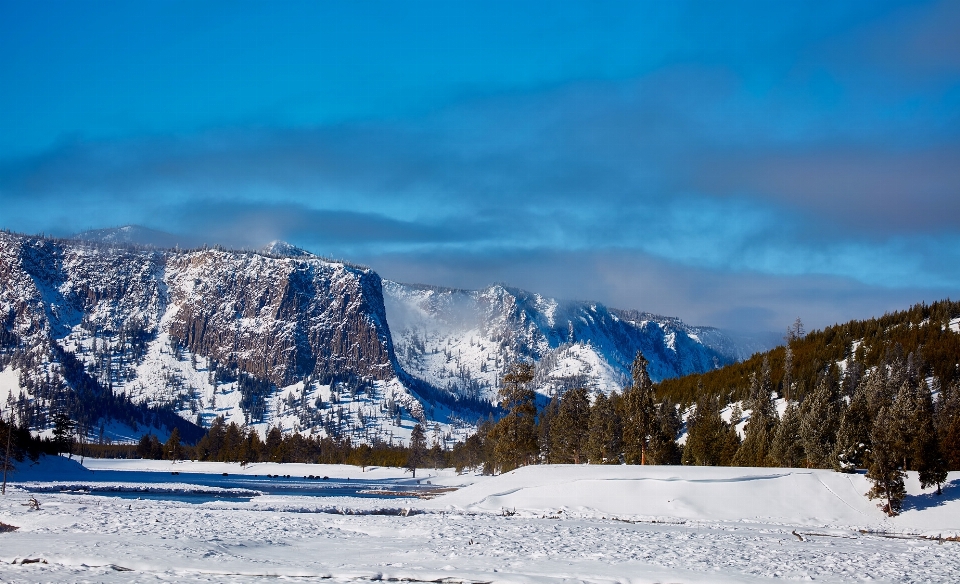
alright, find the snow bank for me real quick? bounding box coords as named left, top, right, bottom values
left=3, top=454, right=96, bottom=482
left=430, top=464, right=960, bottom=533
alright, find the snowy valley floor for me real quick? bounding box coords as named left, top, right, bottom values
left=1, top=458, right=959, bottom=583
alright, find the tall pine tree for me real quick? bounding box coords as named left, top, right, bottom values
left=866, top=405, right=907, bottom=516
left=800, top=370, right=842, bottom=468
left=769, top=402, right=805, bottom=468
left=492, top=363, right=538, bottom=473
left=912, top=379, right=947, bottom=494
left=832, top=377, right=873, bottom=472
left=587, top=391, right=622, bottom=464
left=622, top=352, right=657, bottom=465
left=733, top=360, right=777, bottom=467
left=407, top=423, right=427, bottom=478
left=683, top=392, right=732, bottom=466
left=549, top=387, right=591, bottom=464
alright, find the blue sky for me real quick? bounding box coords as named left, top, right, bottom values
left=2, top=0, right=958, bottom=332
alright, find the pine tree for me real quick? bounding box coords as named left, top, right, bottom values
left=537, top=395, right=560, bottom=463
left=682, top=393, right=729, bottom=466
left=832, top=378, right=873, bottom=472
left=429, top=432, right=446, bottom=469
left=912, top=379, right=948, bottom=494
left=769, top=402, right=804, bottom=468
left=719, top=403, right=742, bottom=465
left=891, top=381, right=918, bottom=471
left=407, top=423, right=427, bottom=478
left=164, top=427, right=183, bottom=461
left=220, top=422, right=243, bottom=462
left=782, top=342, right=794, bottom=401
left=800, top=372, right=841, bottom=468
left=492, top=363, right=538, bottom=472
left=238, top=428, right=264, bottom=464
left=938, top=381, right=960, bottom=470
left=866, top=405, right=907, bottom=516
left=622, top=351, right=657, bottom=464
left=52, top=411, right=75, bottom=456
left=733, top=362, right=777, bottom=467
left=587, top=391, right=622, bottom=464
left=136, top=434, right=154, bottom=459
left=550, top=387, right=591, bottom=464
left=647, top=400, right=681, bottom=465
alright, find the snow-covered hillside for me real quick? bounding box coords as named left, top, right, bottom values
left=384, top=281, right=748, bottom=400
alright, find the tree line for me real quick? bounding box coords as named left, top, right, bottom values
left=132, top=416, right=445, bottom=476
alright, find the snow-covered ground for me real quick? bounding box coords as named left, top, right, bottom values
left=1, top=457, right=958, bottom=582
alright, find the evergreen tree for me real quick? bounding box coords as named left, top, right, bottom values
left=406, top=423, right=427, bottom=478
left=832, top=378, right=873, bottom=472
left=682, top=393, right=729, bottom=466
left=549, top=387, right=591, bottom=464
left=866, top=405, right=907, bottom=516
left=220, top=422, right=243, bottom=462
left=265, top=426, right=285, bottom=462
left=429, top=434, right=446, bottom=470
left=195, top=416, right=226, bottom=461
left=938, top=381, right=960, bottom=470
left=354, top=443, right=373, bottom=471
left=238, top=428, right=264, bottom=464
left=492, top=363, right=538, bottom=472
left=800, top=371, right=841, bottom=468
left=769, top=402, right=804, bottom=467
left=719, top=404, right=742, bottom=465
left=912, top=379, right=947, bottom=494
left=136, top=433, right=154, bottom=459
left=52, top=411, right=75, bottom=456
left=586, top=391, right=622, bottom=464
left=537, top=395, right=560, bottom=463
left=163, top=427, right=183, bottom=461
left=647, top=400, right=681, bottom=465
left=622, top=351, right=657, bottom=464
left=733, top=363, right=777, bottom=467
left=891, top=381, right=919, bottom=471
left=782, top=342, right=794, bottom=401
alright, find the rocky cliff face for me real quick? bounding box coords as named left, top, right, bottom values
left=163, top=250, right=395, bottom=386
left=0, top=232, right=419, bottom=443
left=0, top=233, right=396, bottom=386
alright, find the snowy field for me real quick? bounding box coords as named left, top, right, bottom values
left=1, top=457, right=959, bottom=583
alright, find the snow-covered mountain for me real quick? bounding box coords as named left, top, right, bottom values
left=383, top=282, right=747, bottom=401
left=0, top=230, right=768, bottom=444
left=0, top=231, right=436, bottom=445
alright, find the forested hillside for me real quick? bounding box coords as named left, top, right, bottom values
left=657, top=300, right=960, bottom=405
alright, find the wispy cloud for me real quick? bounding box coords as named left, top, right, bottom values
left=1, top=1, right=957, bottom=331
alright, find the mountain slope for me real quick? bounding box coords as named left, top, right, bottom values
left=383, top=281, right=749, bottom=400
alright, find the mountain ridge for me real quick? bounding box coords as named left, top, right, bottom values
left=0, top=228, right=772, bottom=444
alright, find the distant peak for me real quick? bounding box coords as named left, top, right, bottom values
left=72, top=225, right=189, bottom=249
left=261, top=240, right=313, bottom=258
